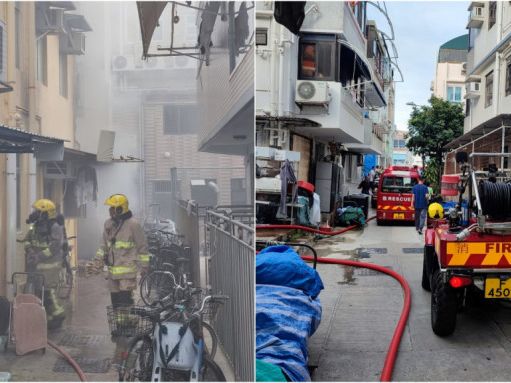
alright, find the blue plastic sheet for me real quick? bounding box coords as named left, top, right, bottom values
left=256, top=284, right=322, bottom=382
left=257, top=245, right=324, bottom=298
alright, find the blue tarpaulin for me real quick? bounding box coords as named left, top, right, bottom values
left=256, top=245, right=324, bottom=381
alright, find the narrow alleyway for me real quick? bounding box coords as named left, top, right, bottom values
left=309, top=211, right=511, bottom=381
left=0, top=275, right=118, bottom=381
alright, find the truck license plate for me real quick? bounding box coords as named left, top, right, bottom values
left=393, top=213, right=404, bottom=219
left=485, top=278, right=511, bottom=298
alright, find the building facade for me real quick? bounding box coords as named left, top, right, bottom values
left=432, top=34, right=469, bottom=103
left=255, top=1, right=398, bottom=216
left=445, top=1, right=511, bottom=174
left=0, top=2, right=91, bottom=295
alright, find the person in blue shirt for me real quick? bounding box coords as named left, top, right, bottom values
left=411, top=178, right=430, bottom=235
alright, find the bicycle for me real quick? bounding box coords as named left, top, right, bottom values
left=118, top=294, right=228, bottom=382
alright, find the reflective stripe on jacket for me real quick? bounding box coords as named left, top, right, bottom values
left=101, top=215, right=148, bottom=276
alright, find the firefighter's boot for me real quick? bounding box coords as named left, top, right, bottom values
left=44, top=288, right=66, bottom=329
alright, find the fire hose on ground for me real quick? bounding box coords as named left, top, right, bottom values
left=256, top=216, right=376, bottom=237
left=257, top=216, right=412, bottom=381
left=48, top=340, right=87, bottom=382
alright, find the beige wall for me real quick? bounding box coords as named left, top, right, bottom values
left=433, top=62, right=466, bottom=101
left=0, top=2, right=79, bottom=294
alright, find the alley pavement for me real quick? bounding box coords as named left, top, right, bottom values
left=308, top=211, right=511, bottom=381
left=0, top=273, right=234, bottom=381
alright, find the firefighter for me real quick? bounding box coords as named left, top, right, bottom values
left=97, top=194, right=149, bottom=307
left=23, top=199, right=66, bottom=328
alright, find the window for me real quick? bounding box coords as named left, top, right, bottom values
left=393, top=139, right=406, bottom=148
left=485, top=71, right=494, bottom=108
left=489, top=1, right=497, bottom=29
left=381, top=176, right=417, bottom=194
left=256, top=28, right=267, bottom=46
left=447, top=86, right=462, bottom=103
left=59, top=53, right=68, bottom=97
left=506, top=59, right=511, bottom=96
left=163, top=104, right=199, bottom=135
left=37, top=35, right=47, bottom=85
left=349, top=1, right=366, bottom=32
left=298, top=35, right=336, bottom=81
left=15, top=3, right=21, bottom=69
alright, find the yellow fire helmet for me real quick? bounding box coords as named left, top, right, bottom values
left=32, top=199, right=57, bottom=219
left=428, top=202, right=444, bottom=219
left=105, top=194, right=129, bottom=215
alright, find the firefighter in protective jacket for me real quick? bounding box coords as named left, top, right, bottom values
left=23, top=199, right=66, bottom=327
left=97, top=194, right=149, bottom=307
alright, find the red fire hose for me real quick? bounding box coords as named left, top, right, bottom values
left=301, top=255, right=411, bottom=382
left=48, top=340, right=87, bottom=381
left=256, top=216, right=376, bottom=236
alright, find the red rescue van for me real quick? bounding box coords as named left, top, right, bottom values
left=376, top=166, right=420, bottom=225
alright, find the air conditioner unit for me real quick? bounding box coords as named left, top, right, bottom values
left=465, top=81, right=481, bottom=99
left=295, top=80, right=330, bottom=106
left=69, top=32, right=85, bottom=55
left=45, top=8, right=65, bottom=33
left=112, top=55, right=130, bottom=71
left=44, top=162, right=74, bottom=179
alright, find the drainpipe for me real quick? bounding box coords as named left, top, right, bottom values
left=495, top=2, right=503, bottom=119
left=270, top=16, right=280, bottom=117
left=5, top=154, right=16, bottom=299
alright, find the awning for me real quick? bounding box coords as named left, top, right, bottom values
left=365, top=80, right=387, bottom=108
left=339, top=41, right=386, bottom=108
left=0, top=125, right=65, bottom=160
left=344, top=143, right=382, bottom=155
left=444, top=114, right=511, bottom=150
left=137, top=1, right=168, bottom=58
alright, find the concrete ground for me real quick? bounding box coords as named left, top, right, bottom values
left=0, top=273, right=234, bottom=381
left=307, top=211, right=511, bottom=381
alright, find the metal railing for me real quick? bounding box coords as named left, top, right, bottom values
left=205, top=209, right=254, bottom=381
left=173, top=199, right=201, bottom=286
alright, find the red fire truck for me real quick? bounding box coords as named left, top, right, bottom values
left=376, top=166, right=420, bottom=225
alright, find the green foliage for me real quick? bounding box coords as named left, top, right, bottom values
left=406, top=96, right=464, bottom=160
left=406, top=96, right=464, bottom=189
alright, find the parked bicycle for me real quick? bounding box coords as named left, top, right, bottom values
left=118, top=293, right=228, bottom=381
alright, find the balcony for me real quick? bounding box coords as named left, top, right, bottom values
left=466, top=5, right=484, bottom=29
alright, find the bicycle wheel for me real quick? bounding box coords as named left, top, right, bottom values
left=119, top=335, right=153, bottom=382
left=201, top=354, right=226, bottom=381
left=202, top=321, right=218, bottom=360
left=140, top=271, right=176, bottom=306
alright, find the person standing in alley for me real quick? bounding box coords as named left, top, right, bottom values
left=23, top=199, right=66, bottom=328
left=358, top=175, right=371, bottom=195
left=97, top=194, right=149, bottom=307
left=412, top=178, right=429, bottom=235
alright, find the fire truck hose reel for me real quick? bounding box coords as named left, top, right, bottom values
left=478, top=181, right=511, bottom=218
left=301, top=255, right=411, bottom=382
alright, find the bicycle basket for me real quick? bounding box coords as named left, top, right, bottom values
left=107, top=305, right=155, bottom=337
left=202, top=297, right=225, bottom=323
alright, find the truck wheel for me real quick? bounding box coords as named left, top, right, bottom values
left=421, top=251, right=430, bottom=291
left=431, top=270, right=457, bottom=336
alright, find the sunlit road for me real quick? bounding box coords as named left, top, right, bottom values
left=308, top=215, right=511, bottom=381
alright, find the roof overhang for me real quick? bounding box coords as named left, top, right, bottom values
left=444, top=114, right=511, bottom=150
left=137, top=1, right=168, bottom=58
left=0, top=125, right=65, bottom=160
left=344, top=143, right=382, bottom=155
